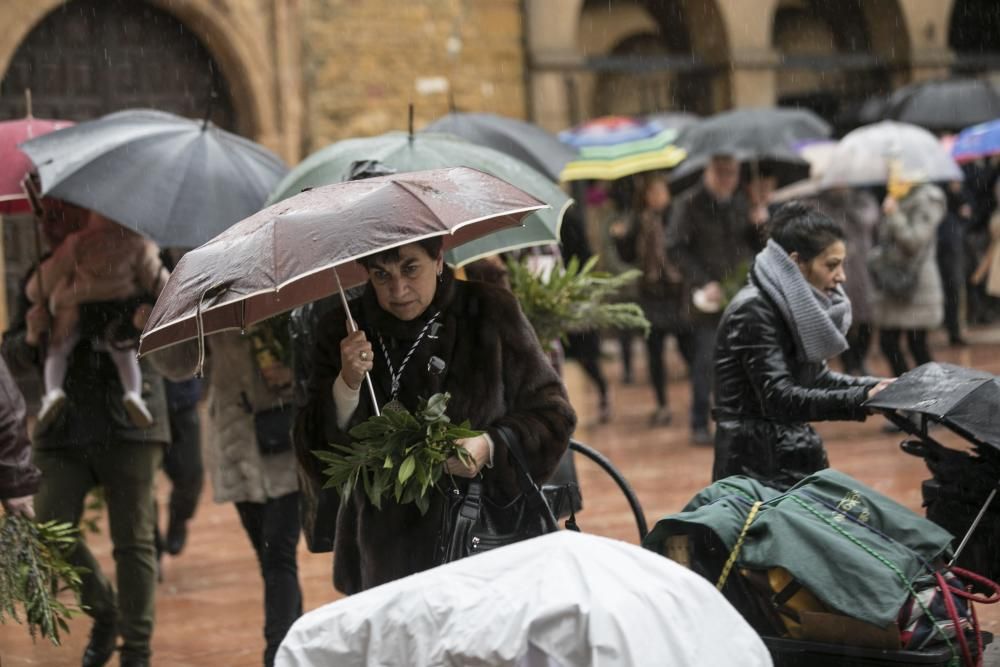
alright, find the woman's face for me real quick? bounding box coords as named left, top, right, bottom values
left=367, top=243, right=444, bottom=321
left=793, top=240, right=847, bottom=295
left=645, top=179, right=670, bottom=212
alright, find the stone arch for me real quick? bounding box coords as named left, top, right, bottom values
left=770, top=0, right=909, bottom=125
left=0, top=0, right=277, bottom=146
left=576, top=0, right=730, bottom=118
left=948, top=0, right=1000, bottom=74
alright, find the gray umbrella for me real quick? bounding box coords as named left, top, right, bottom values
left=883, top=78, right=1000, bottom=132
left=670, top=107, right=831, bottom=190
left=819, top=121, right=963, bottom=188
left=19, top=108, right=287, bottom=248
left=422, top=112, right=576, bottom=182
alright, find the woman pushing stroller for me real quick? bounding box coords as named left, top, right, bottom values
left=713, top=202, right=894, bottom=489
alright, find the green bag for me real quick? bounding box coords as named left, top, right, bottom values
left=643, top=469, right=954, bottom=628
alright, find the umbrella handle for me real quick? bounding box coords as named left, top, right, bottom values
left=334, top=269, right=381, bottom=417
left=195, top=289, right=208, bottom=378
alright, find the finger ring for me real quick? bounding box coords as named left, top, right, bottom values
left=359, top=351, right=370, bottom=361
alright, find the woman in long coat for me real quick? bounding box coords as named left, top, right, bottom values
left=296, top=237, right=576, bottom=594
left=873, top=183, right=946, bottom=377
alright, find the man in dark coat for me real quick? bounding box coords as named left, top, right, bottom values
left=0, top=356, right=39, bottom=516
left=1, top=201, right=169, bottom=667
left=666, top=155, right=758, bottom=444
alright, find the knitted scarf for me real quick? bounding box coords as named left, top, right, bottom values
left=752, top=239, right=852, bottom=362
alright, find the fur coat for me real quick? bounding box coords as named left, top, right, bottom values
left=295, top=269, right=576, bottom=594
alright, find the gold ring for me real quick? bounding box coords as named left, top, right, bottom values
left=359, top=351, right=370, bottom=361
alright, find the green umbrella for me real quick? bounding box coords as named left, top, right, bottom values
left=267, top=131, right=571, bottom=266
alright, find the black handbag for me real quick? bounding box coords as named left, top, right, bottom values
left=253, top=403, right=295, bottom=456
left=436, top=426, right=569, bottom=564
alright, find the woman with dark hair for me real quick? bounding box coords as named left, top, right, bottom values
left=296, top=236, right=576, bottom=594
left=712, top=202, right=893, bottom=489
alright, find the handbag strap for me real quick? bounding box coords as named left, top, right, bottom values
left=492, top=425, right=559, bottom=532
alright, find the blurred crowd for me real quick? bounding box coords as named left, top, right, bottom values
left=568, top=153, right=1000, bottom=443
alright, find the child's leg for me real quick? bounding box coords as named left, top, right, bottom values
left=106, top=346, right=142, bottom=396
left=43, top=327, right=81, bottom=394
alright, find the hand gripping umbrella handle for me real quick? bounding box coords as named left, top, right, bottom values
left=335, top=269, right=381, bottom=417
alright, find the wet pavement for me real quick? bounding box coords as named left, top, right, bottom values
left=2, top=327, right=1000, bottom=665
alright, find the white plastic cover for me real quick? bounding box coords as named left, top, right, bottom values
left=276, top=531, right=772, bottom=667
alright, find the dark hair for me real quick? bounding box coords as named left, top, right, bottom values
left=767, top=201, right=844, bottom=262
left=358, top=236, right=444, bottom=269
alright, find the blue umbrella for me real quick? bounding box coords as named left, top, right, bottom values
left=20, top=109, right=288, bottom=248
left=951, top=119, right=1000, bottom=164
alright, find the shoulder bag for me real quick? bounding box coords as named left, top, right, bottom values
left=436, top=426, right=572, bottom=564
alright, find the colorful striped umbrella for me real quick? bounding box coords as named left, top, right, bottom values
left=558, top=115, right=663, bottom=148
left=558, top=117, right=686, bottom=182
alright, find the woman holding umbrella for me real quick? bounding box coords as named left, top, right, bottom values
left=713, top=202, right=893, bottom=489
left=296, top=237, right=576, bottom=594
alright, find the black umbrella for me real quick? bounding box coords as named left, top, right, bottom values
left=670, top=107, right=831, bottom=191
left=422, top=112, right=577, bottom=182
left=883, top=79, right=1000, bottom=132
left=865, top=362, right=1000, bottom=564
left=20, top=109, right=288, bottom=248
left=864, top=362, right=1000, bottom=452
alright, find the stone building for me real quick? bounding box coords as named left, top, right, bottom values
left=0, top=0, right=998, bottom=325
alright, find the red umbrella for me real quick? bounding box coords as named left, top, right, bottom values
left=139, top=167, right=546, bottom=360
left=0, top=110, right=73, bottom=214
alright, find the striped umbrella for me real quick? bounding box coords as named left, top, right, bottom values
left=558, top=116, right=686, bottom=181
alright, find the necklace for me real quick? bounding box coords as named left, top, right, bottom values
left=376, top=311, right=440, bottom=412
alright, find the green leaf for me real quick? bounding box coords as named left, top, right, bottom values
left=398, top=455, right=416, bottom=484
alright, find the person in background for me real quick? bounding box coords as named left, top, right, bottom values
left=713, top=202, right=891, bottom=489
left=940, top=181, right=973, bottom=346
left=153, top=318, right=302, bottom=667
left=3, top=199, right=170, bottom=667
left=812, top=187, right=880, bottom=375
left=584, top=179, right=637, bottom=385
left=667, top=154, right=757, bottom=444
left=0, top=356, right=40, bottom=518
left=560, top=198, right=611, bottom=423
left=154, top=248, right=204, bottom=561
left=874, top=179, right=946, bottom=378
left=26, top=212, right=168, bottom=429
left=633, top=173, right=690, bottom=426
left=156, top=377, right=203, bottom=558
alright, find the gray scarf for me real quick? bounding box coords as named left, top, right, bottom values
left=752, top=239, right=852, bottom=362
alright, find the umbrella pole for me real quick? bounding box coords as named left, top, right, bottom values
left=948, top=487, right=998, bottom=567
left=334, top=269, right=381, bottom=417
left=20, top=176, right=45, bottom=303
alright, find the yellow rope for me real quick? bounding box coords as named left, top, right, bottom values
left=716, top=501, right=763, bottom=591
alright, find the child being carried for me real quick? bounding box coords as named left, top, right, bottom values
left=27, top=211, right=169, bottom=428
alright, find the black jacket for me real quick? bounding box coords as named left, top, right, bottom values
left=712, top=278, right=878, bottom=489
left=0, top=357, right=39, bottom=499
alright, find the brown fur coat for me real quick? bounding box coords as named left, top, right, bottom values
left=295, top=269, right=576, bottom=594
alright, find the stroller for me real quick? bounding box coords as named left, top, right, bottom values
left=866, top=362, right=1000, bottom=583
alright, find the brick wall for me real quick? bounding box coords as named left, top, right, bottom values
left=300, top=0, right=527, bottom=151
